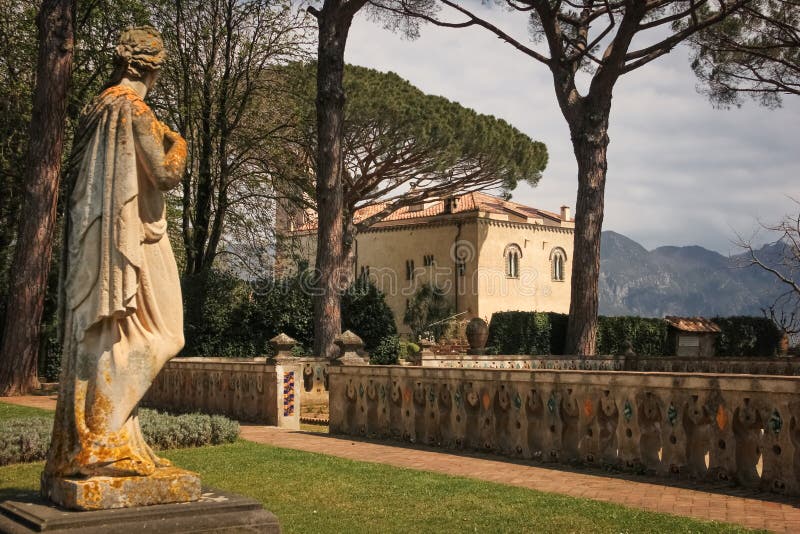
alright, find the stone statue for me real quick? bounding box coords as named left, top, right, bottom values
left=42, top=27, right=199, bottom=510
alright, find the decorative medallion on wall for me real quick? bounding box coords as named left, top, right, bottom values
left=513, top=392, right=522, bottom=410
left=547, top=395, right=556, bottom=414
left=623, top=401, right=633, bottom=422
left=769, top=410, right=783, bottom=434
left=716, top=405, right=728, bottom=431
left=667, top=403, right=678, bottom=426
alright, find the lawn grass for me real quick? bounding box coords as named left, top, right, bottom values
left=0, top=444, right=756, bottom=533
left=0, top=402, right=52, bottom=420
left=0, top=402, right=759, bottom=533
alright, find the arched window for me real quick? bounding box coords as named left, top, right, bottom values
left=550, top=247, right=567, bottom=281
left=504, top=244, right=522, bottom=278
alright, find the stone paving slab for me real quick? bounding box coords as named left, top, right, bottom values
left=3, top=395, right=798, bottom=532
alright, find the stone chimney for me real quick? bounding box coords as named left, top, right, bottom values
left=560, top=205, right=571, bottom=221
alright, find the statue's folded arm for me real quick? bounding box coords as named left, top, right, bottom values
left=132, top=106, right=187, bottom=191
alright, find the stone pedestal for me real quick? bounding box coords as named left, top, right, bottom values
left=0, top=488, right=279, bottom=533
left=40, top=467, right=201, bottom=511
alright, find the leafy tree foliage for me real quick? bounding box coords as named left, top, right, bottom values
left=688, top=0, right=799, bottom=108
left=182, top=268, right=395, bottom=357
left=278, top=61, right=547, bottom=357
left=369, top=335, right=402, bottom=364
left=182, top=270, right=258, bottom=358
left=250, top=270, right=316, bottom=351
left=341, top=276, right=397, bottom=350
left=403, top=283, right=453, bottom=341
left=152, top=0, right=312, bottom=278
left=0, top=3, right=37, bottom=320
left=381, top=0, right=750, bottom=355
left=280, top=62, right=548, bottom=228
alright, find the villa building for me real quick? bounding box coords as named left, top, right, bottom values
left=276, top=192, right=574, bottom=336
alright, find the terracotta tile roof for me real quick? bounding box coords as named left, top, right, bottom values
left=664, top=316, right=722, bottom=333
left=293, top=191, right=565, bottom=231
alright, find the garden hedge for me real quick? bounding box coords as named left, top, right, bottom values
left=487, top=311, right=782, bottom=357
left=712, top=316, right=783, bottom=357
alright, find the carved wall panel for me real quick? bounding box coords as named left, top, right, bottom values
left=329, top=366, right=800, bottom=496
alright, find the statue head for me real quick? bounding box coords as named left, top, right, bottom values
left=111, top=26, right=165, bottom=90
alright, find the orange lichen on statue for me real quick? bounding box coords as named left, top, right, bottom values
left=163, top=135, right=187, bottom=175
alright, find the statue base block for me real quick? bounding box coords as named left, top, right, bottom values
left=40, top=467, right=201, bottom=511
left=0, top=488, right=280, bottom=533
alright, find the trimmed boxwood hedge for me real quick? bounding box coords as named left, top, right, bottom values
left=0, top=409, right=240, bottom=467
left=487, top=311, right=781, bottom=357
left=712, top=316, right=783, bottom=357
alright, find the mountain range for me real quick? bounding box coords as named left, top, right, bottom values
left=599, top=231, right=790, bottom=317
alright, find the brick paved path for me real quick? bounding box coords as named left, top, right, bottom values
left=3, top=395, right=798, bottom=532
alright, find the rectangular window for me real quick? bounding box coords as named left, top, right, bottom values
left=406, top=259, right=415, bottom=280
left=423, top=254, right=435, bottom=267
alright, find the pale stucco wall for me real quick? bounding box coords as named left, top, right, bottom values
left=356, top=220, right=479, bottom=335
left=475, top=220, right=573, bottom=321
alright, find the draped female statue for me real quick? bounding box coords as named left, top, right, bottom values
left=44, top=26, right=188, bottom=485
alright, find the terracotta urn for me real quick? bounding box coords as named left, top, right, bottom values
left=466, top=317, right=489, bottom=354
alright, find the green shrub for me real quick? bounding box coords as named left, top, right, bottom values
left=139, top=409, right=240, bottom=449
left=0, top=416, right=52, bottom=466
left=596, top=316, right=669, bottom=356
left=0, top=409, right=239, bottom=466
left=342, top=277, right=397, bottom=351
left=403, top=283, right=453, bottom=341
left=182, top=267, right=399, bottom=358
left=713, top=316, right=783, bottom=357
left=250, top=269, right=315, bottom=351
left=183, top=270, right=256, bottom=357
left=370, top=335, right=401, bottom=365
left=486, top=311, right=558, bottom=355
left=398, top=340, right=420, bottom=360
left=487, top=312, right=666, bottom=355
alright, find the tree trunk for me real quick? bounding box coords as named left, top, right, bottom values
left=342, top=216, right=358, bottom=287
left=0, top=0, right=74, bottom=395
left=312, top=4, right=354, bottom=359
left=564, top=114, right=610, bottom=357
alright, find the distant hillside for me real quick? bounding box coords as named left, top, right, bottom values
left=599, top=231, right=790, bottom=317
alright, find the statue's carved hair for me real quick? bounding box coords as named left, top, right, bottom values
left=114, top=26, right=165, bottom=78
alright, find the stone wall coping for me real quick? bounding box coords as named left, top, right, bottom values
left=419, top=354, right=795, bottom=362
left=172, top=356, right=328, bottom=364
left=327, top=365, right=800, bottom=393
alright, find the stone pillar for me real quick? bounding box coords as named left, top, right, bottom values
left=273, top=359, right=301, bottom=429
left=268, top=333, right=301, bottom=429
left=333, top=330, right=368, bottom=365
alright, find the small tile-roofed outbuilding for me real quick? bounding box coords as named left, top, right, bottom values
left=665, top=316, right=720, bottom=357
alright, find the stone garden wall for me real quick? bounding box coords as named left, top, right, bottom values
left=143, top=357, right=302, bottom=428
left=328, top=365, right=800, bottom=495
left=418, top=354, right=800, bottom=376
left=296, top=357, right=331, bottom=422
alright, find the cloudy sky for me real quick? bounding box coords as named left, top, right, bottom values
left=342, top=2, right=800, bottom=255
